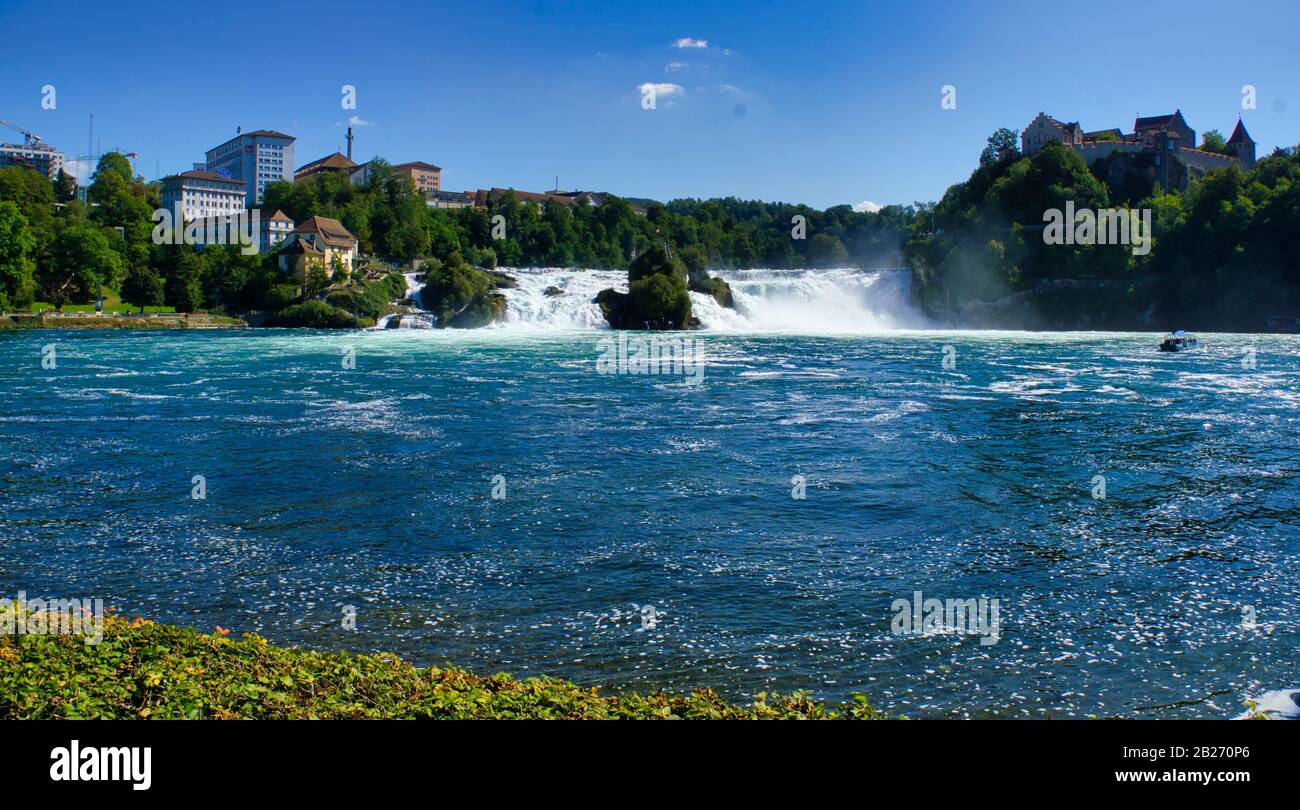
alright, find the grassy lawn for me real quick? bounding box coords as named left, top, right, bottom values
left=30, top=287, right=176, bottom=315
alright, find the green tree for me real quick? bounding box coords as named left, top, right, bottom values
left=330, top=250, right=349, bottom=284
left=626, top=273, right=692, bottom=329
left=1200, top=129, right=1228, bottom=154
left=120, top=264, right=165, bottom=312
left=165, top=250, right=205, bottom=312
left=980, top=128, right=1021, bottom=166
left=0, top=201, right=37, bottom=309
left=54, top=170, right=78, bottom=204
left=303, top=257, right=330, bottom=298
left=0, top=166, right=57, bottom=273
left=51, top=223, right=121, bottom=302
left=809, top=233, right=849, bottom=265
left=89, top=152, right=134, bottom=195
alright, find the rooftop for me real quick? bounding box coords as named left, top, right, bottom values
left=393, top=161, right=442, bottom=172
left=162, top=169, right=246, bottom=186
left=206, top=129, right=296, bottom=154
left=1228, top=118, right=1255, bottom=145
left=295, top=152, right=358, bottom=175
left=292, top=215, right=356, bottom=247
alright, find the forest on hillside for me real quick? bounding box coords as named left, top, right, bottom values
left=906, top=132, right=1300, bottom=330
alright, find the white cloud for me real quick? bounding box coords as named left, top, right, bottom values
left=852, top=200, right=883, bottom=213
left=665, top=61, right=687, bottom=72
left=65, top=158, right=95, bottom=182
left=719, top=84, right=744, bottom=95
left=672, top=37, right=708, bottom=49
left=722, top=48, right=736, bottom=56
left=639, top=82, right=684, bottom=100
left=335, top=115, right=373, bottom=127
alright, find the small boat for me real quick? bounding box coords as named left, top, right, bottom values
left=1158, top=331, right=1197, bottom=352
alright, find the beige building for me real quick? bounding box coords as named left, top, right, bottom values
left=392, top=161, right=441, bottom=193
left=349, top=160, right=441, bottom=193
left=277, top=215, right=358, bottom=279
left=1021, top=112, right=1084, bottom=154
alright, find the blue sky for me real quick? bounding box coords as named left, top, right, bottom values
left=2, top=0, right=1297, bottom=209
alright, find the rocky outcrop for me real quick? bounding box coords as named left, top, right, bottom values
left=689, top=275, right=733, bottom=308
left=680, top=244, right=734, bottom=308
left=418, top=254, right=509, bottom=329
left=449, top=292, right=508, bottom=328
left=595, top=288, right=630, bottom=329
left=488, top=271, right=519, bottom=289
left=596, top=245, right=693, bottom=330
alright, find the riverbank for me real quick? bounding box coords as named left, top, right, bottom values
left=1, top=313, right=246, bottom=330
left=0, top=612, right=886, bottom=720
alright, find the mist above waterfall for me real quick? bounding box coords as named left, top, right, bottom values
left=491, top=266, right=927, bottom=332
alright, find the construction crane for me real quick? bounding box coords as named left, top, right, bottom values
left=0, top=118, right=43, bottom=145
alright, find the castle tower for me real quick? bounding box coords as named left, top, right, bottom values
left=1226, top=118, right=1256, bottom=167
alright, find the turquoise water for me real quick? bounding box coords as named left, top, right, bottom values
left=2, top=327, right=1297, bottom=717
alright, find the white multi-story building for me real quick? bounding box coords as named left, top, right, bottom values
left=259, top=209, right=294, bottom=252
left=160, top=170, right=247, bottom=221
left=203, top=129, right=295, bottom=206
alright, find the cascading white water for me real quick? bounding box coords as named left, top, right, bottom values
left=374, top=271, right=437, bottom=329
left=392, top=313, right=435, bottom=329
left=403, top=271, right=423, bottom=304
left=496, top=268, right=627, bottom=329
left=492, top=266, right=926, bottom=332
left=705, top=267, right=929, bottom=331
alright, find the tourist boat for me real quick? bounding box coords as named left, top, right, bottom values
left=1158, top=331, right=1198, bottom=352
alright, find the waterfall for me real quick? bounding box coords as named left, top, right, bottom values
left=491, top=266, right=926, bottom=332
left=375, top=271, right=438, bottom=329
left=496, top=268, right=628, bottom=330
left=705, top=267, right=929, bottom=331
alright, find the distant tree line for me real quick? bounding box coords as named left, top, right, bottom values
left=264, top=160, right=919, bottom=272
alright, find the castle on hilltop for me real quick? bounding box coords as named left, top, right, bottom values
left=1021, top=110, right=1255, bottom=189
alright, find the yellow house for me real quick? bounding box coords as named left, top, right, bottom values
left=277, top=215, right=358, bottom=279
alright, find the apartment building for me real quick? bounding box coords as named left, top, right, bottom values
left=0, top=141, right=65, bottom=180
left=160, top=170, right=247, bottom=221
left=204, top=129, right=296, bottom=206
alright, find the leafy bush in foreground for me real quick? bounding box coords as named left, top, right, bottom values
left=0, top=613, right=887, bottom=720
